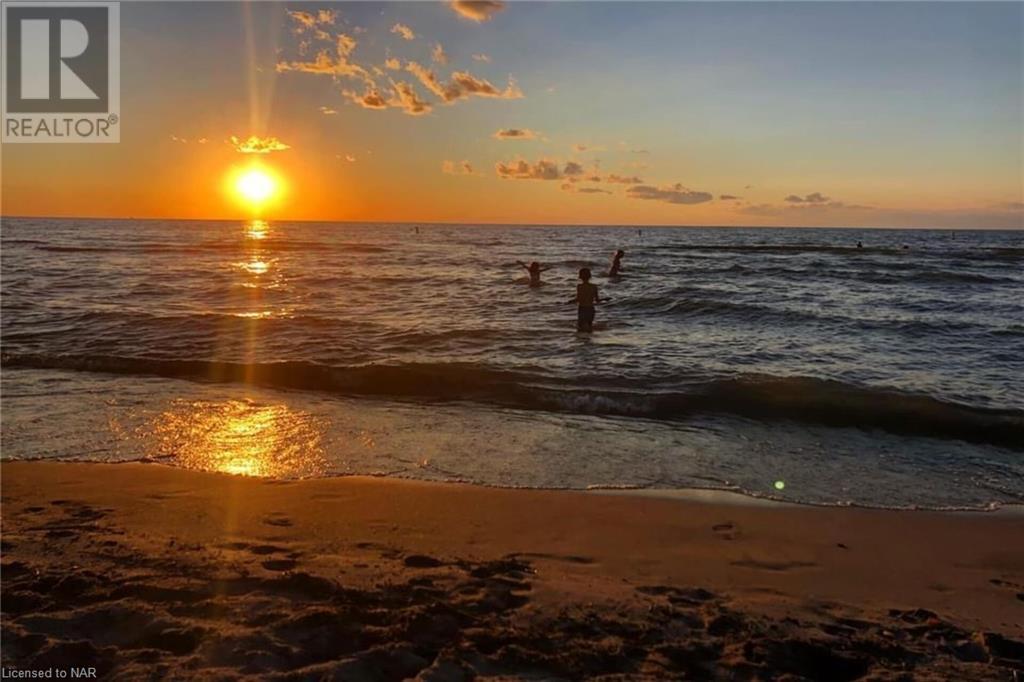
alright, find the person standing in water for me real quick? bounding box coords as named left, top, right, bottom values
left=570, top=268, right=601, bottom=332
left=517, top=260, right=550, bottom=287
left=609, top=249, right=625, bottom=277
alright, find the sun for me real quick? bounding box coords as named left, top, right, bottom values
left=228, top=164, right=283, bottom=211
left=237, top=169, right=275, bottom=203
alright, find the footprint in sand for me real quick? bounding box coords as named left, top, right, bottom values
left=507, top=552, right=596, bottom=565
left=263, top=514, right=293, bottom=527
left=637, top=585, right=717, bottom=607
left=989, top=578, right=1024, bottom=602
left=731, top=558, right=818, bottom=572
left=712, top=522, right=738, bottom=540
left=250, top=544, right=289, bottom=556
left=404, top=555, right=444, bottom=568
left=262, top=558, right=298, bottom=571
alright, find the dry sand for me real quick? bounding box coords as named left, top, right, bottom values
left=2, top=460, right=1023, bottom=680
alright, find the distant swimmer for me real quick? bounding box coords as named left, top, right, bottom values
left=414, top=226, right=420, bottom=234
left=517, top=260, right=550, bottom=287
left=609, top=249, right=625, bottom=277
left=570, top=268, right=601, bottom=332
left=857, top=241, right=863, bottom=248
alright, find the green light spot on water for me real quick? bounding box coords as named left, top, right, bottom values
left=774, top=480, right=785, bottom=491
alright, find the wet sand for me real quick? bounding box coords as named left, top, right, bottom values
left=2, top=461, right=1023, bottom=680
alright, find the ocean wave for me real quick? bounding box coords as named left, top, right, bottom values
left=663, top=244, right=898, bottom=255
left=859, top=270, right=1015, bottom=285
left=3, top=352, right=1021, bottom=449
left=614, top=294, right=996, bottom=335
left=32, top=241, right=388, bottom=254
left=660, top=244, right=1024, bottom=261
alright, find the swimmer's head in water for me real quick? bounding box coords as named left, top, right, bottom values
left=529, top=261, right=540, bottom=272
left=615, top=250, right=625, bottom=258
left=579, top=268, right=592, bottom=282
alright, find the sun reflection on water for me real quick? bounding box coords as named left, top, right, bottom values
left=150, top=398, right=329, bottom=478
left=246, top=219, right=269, bottom=240
left=240, top=259, right=270, bottom=275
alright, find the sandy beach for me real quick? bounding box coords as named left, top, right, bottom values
left=2, top=460, right=1022, bottom=680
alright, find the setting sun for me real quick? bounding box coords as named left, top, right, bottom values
left=229, top=165, right=282, bottom=210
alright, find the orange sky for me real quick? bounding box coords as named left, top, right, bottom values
left=2, top=2, right=1021, bottom=228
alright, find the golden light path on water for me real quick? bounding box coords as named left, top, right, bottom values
left=150, top=398, right=330, bottom=478
left=246, top=219, right=268, bottom=239
left=144, top=219, right=329, bottom=478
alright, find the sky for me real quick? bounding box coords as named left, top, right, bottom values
left=2, top=1, right=1022, bottom=228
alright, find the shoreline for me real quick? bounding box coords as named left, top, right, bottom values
left=6, top=456, right=1024, bottom=515
left=3, top=460, right=1023, bottom=678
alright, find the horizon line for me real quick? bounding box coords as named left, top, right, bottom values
left=1, top=214, right=1020, bottom=231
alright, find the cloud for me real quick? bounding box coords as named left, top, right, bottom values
left=230, top=135, right=291, bottom=154
left=494, top=158, right=589, bottom=181
left=344, top=154, right=356, bottom=162
left=626, top=183, right=713, bottom=205
left=472, top=53, right=491, bottom=63
left=404, top=62, right=447, bottom=99
left=406, top=61, right=522, bottom=103
left=450, top=71, right=522, bottom=99
left=276, top=45, right=370, bottom=82
left=495, top=158, right=561, bottom=181
left=286, top=11, right=317, bottom=31
left=318, top=106, right=338, bottom=115
left=995, top=201, right=1024, bottom=210
left=391, top=23, right=415, bottom=41
left=449, top=0, right=506, bottom=23
left=276, top=15, right=521, bottom=119
left=560, top=181, right=611, bottom=194
left=784, top=192, right=830, bottom=204
left=606, top=174, right=644, bottom=184
left=572, top=144, right=588, bottom=153
left=286, top=9, right=336, bottom=33
left=389, top=81, right=432, bottom=115
left=740, top=199, right=873, bottom=216
left=576, top=187, right=612, bottom=194
left=336, top=34, right=357, bottom=58
left=563, top=161, right=584, bottom=177
left=442, top=159, right=475, bottom=175
left=719, top=194, right=741, bottom=201
left=432, top=43, right=448, bottom=65
left=342, top=86, right=388, bottom=110
left=493, top=128, right=538, bottom=140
